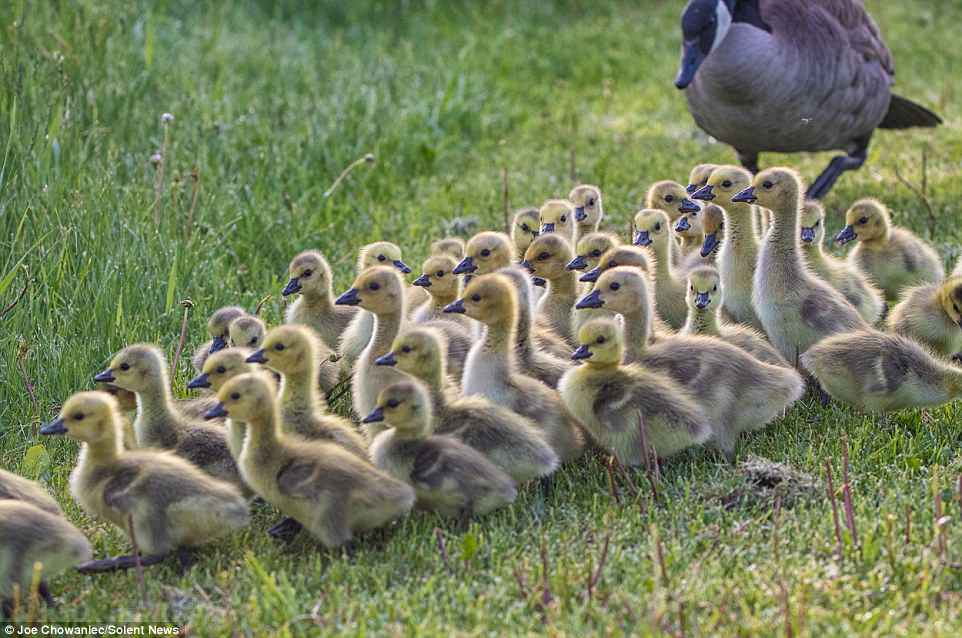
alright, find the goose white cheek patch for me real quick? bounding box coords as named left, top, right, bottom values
left=712, top=2, right=733, bottom=51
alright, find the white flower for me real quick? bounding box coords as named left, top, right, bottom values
left=150, top=152, right=163, bottom=165
left=161, top=113, right=174, bottom=123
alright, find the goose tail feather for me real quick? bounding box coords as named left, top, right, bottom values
left=879, top=94, right=942, bottom=129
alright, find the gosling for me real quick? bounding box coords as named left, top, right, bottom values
left=191, top=306, right=248, bottom=373
left=522, top=233, right=580, bottom=346
left=568, top=184, right=604, bottom=238
left=633, top=209, right=688, bottom=329
left=539, top=199, right=577, bottom=242
left=283, top=250, right=358, bottom=353
left=887, top=277, right=962, bottom=360
left=189, top=348, right=255, bottom=459
left=411, top=254, right=470, bottom=329
left=511, top=207, right=541, bottom=260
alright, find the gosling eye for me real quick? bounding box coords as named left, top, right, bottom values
left=471, top=294, right=481, bottom=302
left=377, top=254, right=386, bottom=262
left=436, top=270, right=445, bottom=278
left=73, top=413, right=85, bottom=421
left=762, top=180, right=773, bottom=189
left=302, top=269, right=313, bottom=277
left=249, top=337, right=259, bottom=346
left=719, top=221, right=725, bottom=230
left=537, top=252, right=550, bottom=261
left=591, top=249, right=601, bottom=257
left=712, top=285, right=717, bottom=292
left=691, top=211, right=698, bottom=217
left=230, top=392, right=240, bottom=401
left=560, top=215, right=567, bottom=223
left=521, top=223, right=530, bottom=232
left=607, top=260, right=619, bottom=268
left=858, top=216, right=868, bottom=225
left=954, top=303, right=960, bottom=314
left=401, top=345, right=412, bottom=353
left=596, top=336, right=606, bottom=344
left=814, top=220, right=820, bottom=228
left=480, top=249, right=491, bottom=257
left=274, top=343, right=286, bottom=351
left=722, top=180, right=732, bottom=188
left=690, top=285, right=695, bottom=292
left=216, top=366, right=226, bottom=374
left=120, top=363, right=130, bottom=371
left=654, top=223, right=662, bottom=232
left=665, top=195, right=674, bottom=203
left=369, top=282, right=381, bottom=291
left=610, top=282, right=621, bottom=291
left=587, top=198, right=595, bottom=206
left=387, top=398, right=400, bottom=408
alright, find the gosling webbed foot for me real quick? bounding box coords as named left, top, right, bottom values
left=267, top=516, right=303, bottom=542
left=76, top=553, right=166, bottom=574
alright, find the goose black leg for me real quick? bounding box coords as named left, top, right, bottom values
left=267, top=516, right=303, bottom=542
left=806, top=136, right=870, bottom=200
left=1, top=597, right=13, bottom=618
left=76, top=553, right=167, bottom=574
left=38, top=581, right=55, bottom=607
left=737, top=149, right=759, bottom=175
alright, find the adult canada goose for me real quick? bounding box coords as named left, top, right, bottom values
left=675, top=0, right=941, bottom=199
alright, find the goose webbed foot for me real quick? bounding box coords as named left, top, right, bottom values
left=267, top=516, right=303, bottom=542
left=737, top=149, right=759, bottom=175
left=806, top=139, right=869, bottom=200
left=76, top=553, right=167, bottom=574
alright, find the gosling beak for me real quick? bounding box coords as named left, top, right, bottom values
left=678, top=198, right=700, bottom=214
left=452, top=257, right=476, bottom=275
left=187, top=373, right=211, bottom=390
left=686, top=183, right=698, bottom=195
left=571, top=345, right=593, bottom=361
left=574, top=206, right=587, bottom=222
left=675, top=39, right=705, bottom=90
left=209, top=335, right=228, bottom=354
left=392, top=259, right=412, bottom=274
left=282, top=278, right=301, bottom=296
left=580, top=267, right=602, bottom=283
left=700, top=232, right=719, bottom=258
left=633, top=230, right=651, bottom=246
left=675, top=216, right=691, bottom=233
left=204, top=403, right=228, bottom=420
left=374, top=352, right=397, bottom=366
left=335, top=287, right=361, bottom=306
left=566, top=255, right=588, bottom=271
left=246, top=349, right=268, bottom=364
left=40, top=417, right=67, bottom=436
left=412, top=273, right=431, bottom=287
left=443, top=299, right=466, bottom=314
left=93, top=369, right=115, bottom=383
left=532, top=277, right=547, bottom=288
left=541, top=223, right=555, bottom=234
left=800, top=227, right=816, bottom=244
left=520, top=260, right=535, bottom=273
left=835, top=225, right=857, bottom=246
left=361, top=407, right=385, bottom=424
left=731, top=186, right=757, bottom=204
left=694, top=292, right=711, bottom=310
left=691, top=184, right=715, bottom=201
left=576, top=289, right=604, bottom=309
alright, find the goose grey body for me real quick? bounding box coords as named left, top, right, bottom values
left=676, top=0, right=940, bottom=199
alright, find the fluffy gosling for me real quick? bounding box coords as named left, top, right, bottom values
left=511, top=208, right=541, bottom=260
left=189, top=348, right=255, bottom=459
left=283, top=250, right=358, bottom=353
left=568, top=184, right=604, bottom=238
left=522, top=233, right=580, bottom=346
left=887, top=277, right=962, bottom=359
left=633, top=209, right=688, bottom=329
left=191, top=306, right=248, bottom=373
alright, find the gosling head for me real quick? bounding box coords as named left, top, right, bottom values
left=687, top=163, right=718, bottom=194
left=569, top=232, right=621, bottom=271
left=836, top=198, right=891, bottom=246
left=376, top=326, right=446, bottom=377
left=799, top=201, right=826, bottom=247
left=645, top=181, right=699, bottom=221
left=938, top=277, right=962, bottom=330
left=95, top=344, right=166, bottom=393
left=457, top=231, right=513, bottom=277
left=190, top=348, right=254, bottom=392
left=94, top=382, right=138, bottom=412
left=731, top=167, right=803, bottom=213
left=580, top=246, right=651, bottom=284
left=284, top=250, right=333, bottom=298
left=206, top=306, right=248, bottom=354
left=362, top=380, right=434, bottom=438
left=539, top=199, right=576, bottom=238
left=568, top=185, right=603, bottom=229
left=40, top=391, right=122, bottom=446
left=632, top=208, right=672, bottom=251
left=511, top=208, right=541, bottom=256
left=571, top=318, right=624, bottom=365
left=693, top=165, right=752, bottom=209
left=577, top=266, right=652, bottom=319
left=357, top=241, right=411, bottom=274
left=673, top=201, right=704, bottom=242
left=522, top=233, right=574, bottom=281
left=675, top=0, right=738, bottom=89
left=413, top=255, right=460, bottom=300
left=207, top=372, right=278, bottom=423
left=336, top=266, right=405, bottom=315
left=698, top=204, right=726, bottom=257
left=246, top=325, right=319, bottom=376
left=229, top=315, right=266, bottom=349
left=686, top=266, right=721, bottom=312
left=430, top=237, right=465, bottom=261
left=445, top=274, right=517, bottom=327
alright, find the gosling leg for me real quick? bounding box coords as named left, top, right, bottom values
left=76, top=553, right=167, bottom=574
left=806, top=137, right=869, bottom=200
left=267, top=516, right=303, bottom=542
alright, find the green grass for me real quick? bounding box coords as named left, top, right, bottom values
left=2, top=0, right=962, bottom=634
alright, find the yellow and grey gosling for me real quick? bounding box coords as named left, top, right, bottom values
left=283, top=250, right=358, bottom=354
left=337, top=241, right=417, bottom=371
left=681, top=266, right=789, bottom=367
left=887, top=277, right=962, bottom=360
left=511, top=208, right=542, bottom=260
left=559, top=318, right=711, bottom=465
left=191, top=306, right=248, bottom=373
left=366, top=380, right=518, bottom=518
left=632, top=209, right=688, bottom=329
left=691, top=165, right=765, bottom=330
left=523, top=233, right=580, bottom=346
left=456, top=231, right=515, bottom=279
left=568, top=184, right=604, bottom=239
left=336, top=266, right=471, bottom=437
left=568, top=232, right=622, bottom=275
left=376, top=327, right=558, bottom=482
left=576, top=267, right=661, bottom=361
left=40, top=391, right=248, bottom=573
left=697, top=203, right=726, bottom=261
left=801, top=330, right=962, bottom=412
left=430, top=237, right=465, bottom=261
left=539, top=198, right=577, bottom=243
left=215, top=373, right=414, bottom=548
left=687, top=163, right=718, bottom=195
left=0, top=468, right=62, bottom=516
left=799, top=201, right=885, bottom=324
left=577, top=266, right=804, bottom=458
left=228, top=315, right=266, bottom=350
left=734, top=167, right=869, bottom=364
left=0, top=501, right=91, bottom=610
left=449, top=274, right=585, bottom=463
left=411, top=254, right=470, bottom=330
left=94, top=345, right=248, bottom=494
left=189, top=348, right=255, bottom=460
left=645, top=180, right=701, bottom=266
left=248, top=325, right=368, bottom=458
left=836, top=198, right=945, bottom=301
